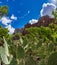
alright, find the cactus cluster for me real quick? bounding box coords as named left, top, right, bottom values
left=0, top=37, right=13, bottom=65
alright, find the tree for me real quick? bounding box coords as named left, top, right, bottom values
left=0, top=5, right=8, bottom=65
left=21, top=25, right=57, bottom=65
left=0, top=5, right=8, bottom=18
left=52, top=8, right=57, bottom=23
left=0, top=5, right=9, bottom=44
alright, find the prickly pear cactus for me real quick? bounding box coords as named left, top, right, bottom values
left=0, top=37, right=13, bottom=64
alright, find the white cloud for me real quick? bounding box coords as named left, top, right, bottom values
left=0, top=14, right=17, bottom=25
left=29, top=19, right=38, bottom=25
left=40, top=3, right=56, bottom=17
left=11, top=14, right=17, bottom=20
left=1, top=17, right=12, bottom=25
left=0, top=14, right=17, bottom=34
left=51, top=0, right=57, bottom=5
left=6, top=25, right=15, bottom=34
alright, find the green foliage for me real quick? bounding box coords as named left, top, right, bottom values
left=0, top=24, right=57, bottom=65
left=0, top=26, right=9, bottom=46
left=25, top=56, right=37, bottom=65
left=17, top=46, right=25, bottom=59
left=0, top=37, right=13, bottom=65
left=0, top=26, right=9, bottom=38
left=52, top=8, right=57, bottom=23
left=0, top=5, right=8, bottom=18
left=21, top=25, right=57, bottom=65
left=0, top=6, right=57, bottom=65
left=39, top=59, right=46, bottom=65
left=9, top=58, right=17, bottom=65
left=47, top=52, right=57, bottom=65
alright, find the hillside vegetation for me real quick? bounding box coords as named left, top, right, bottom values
left=0, top=6, right=57, bottom=65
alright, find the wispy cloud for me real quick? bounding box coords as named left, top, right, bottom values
left=11, top=14, right=17, bottom=20
left=0, top=14, right=17, bottom=34
left=6, top=25, right=15, bottom=34
left=29, top=19, right=38, bottom=25
left=1, top=17, right=12, bottom=25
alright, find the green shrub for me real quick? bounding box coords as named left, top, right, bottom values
left=47, top=52, right=57, bottom=65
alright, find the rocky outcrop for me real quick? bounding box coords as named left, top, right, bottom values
left=25, top=15, right=55, bottom=28
left=14, top=15, right=55, bottom=35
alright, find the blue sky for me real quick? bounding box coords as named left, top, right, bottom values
left=0, top=0, right=57, bottom=34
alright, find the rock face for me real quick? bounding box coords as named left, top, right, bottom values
left=25, top=15, right=55, bottom=28
left=37, top=15, right=55, bottom=26
left=14, top=15, right=55, bottom=35
left=14, top=28, right=24, bottom=34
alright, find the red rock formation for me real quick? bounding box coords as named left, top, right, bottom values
left=14, top=15, right=55, bottom=35
left=24, top=15, right=55, bottom=28
left=25, top=23, right=31, bottom=28
left=22, top=28, right=29, bottom=35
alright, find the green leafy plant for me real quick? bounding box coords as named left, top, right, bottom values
left=47, top=52, right=57, bottom=65
left=0, top=6, right=57, bottom=65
